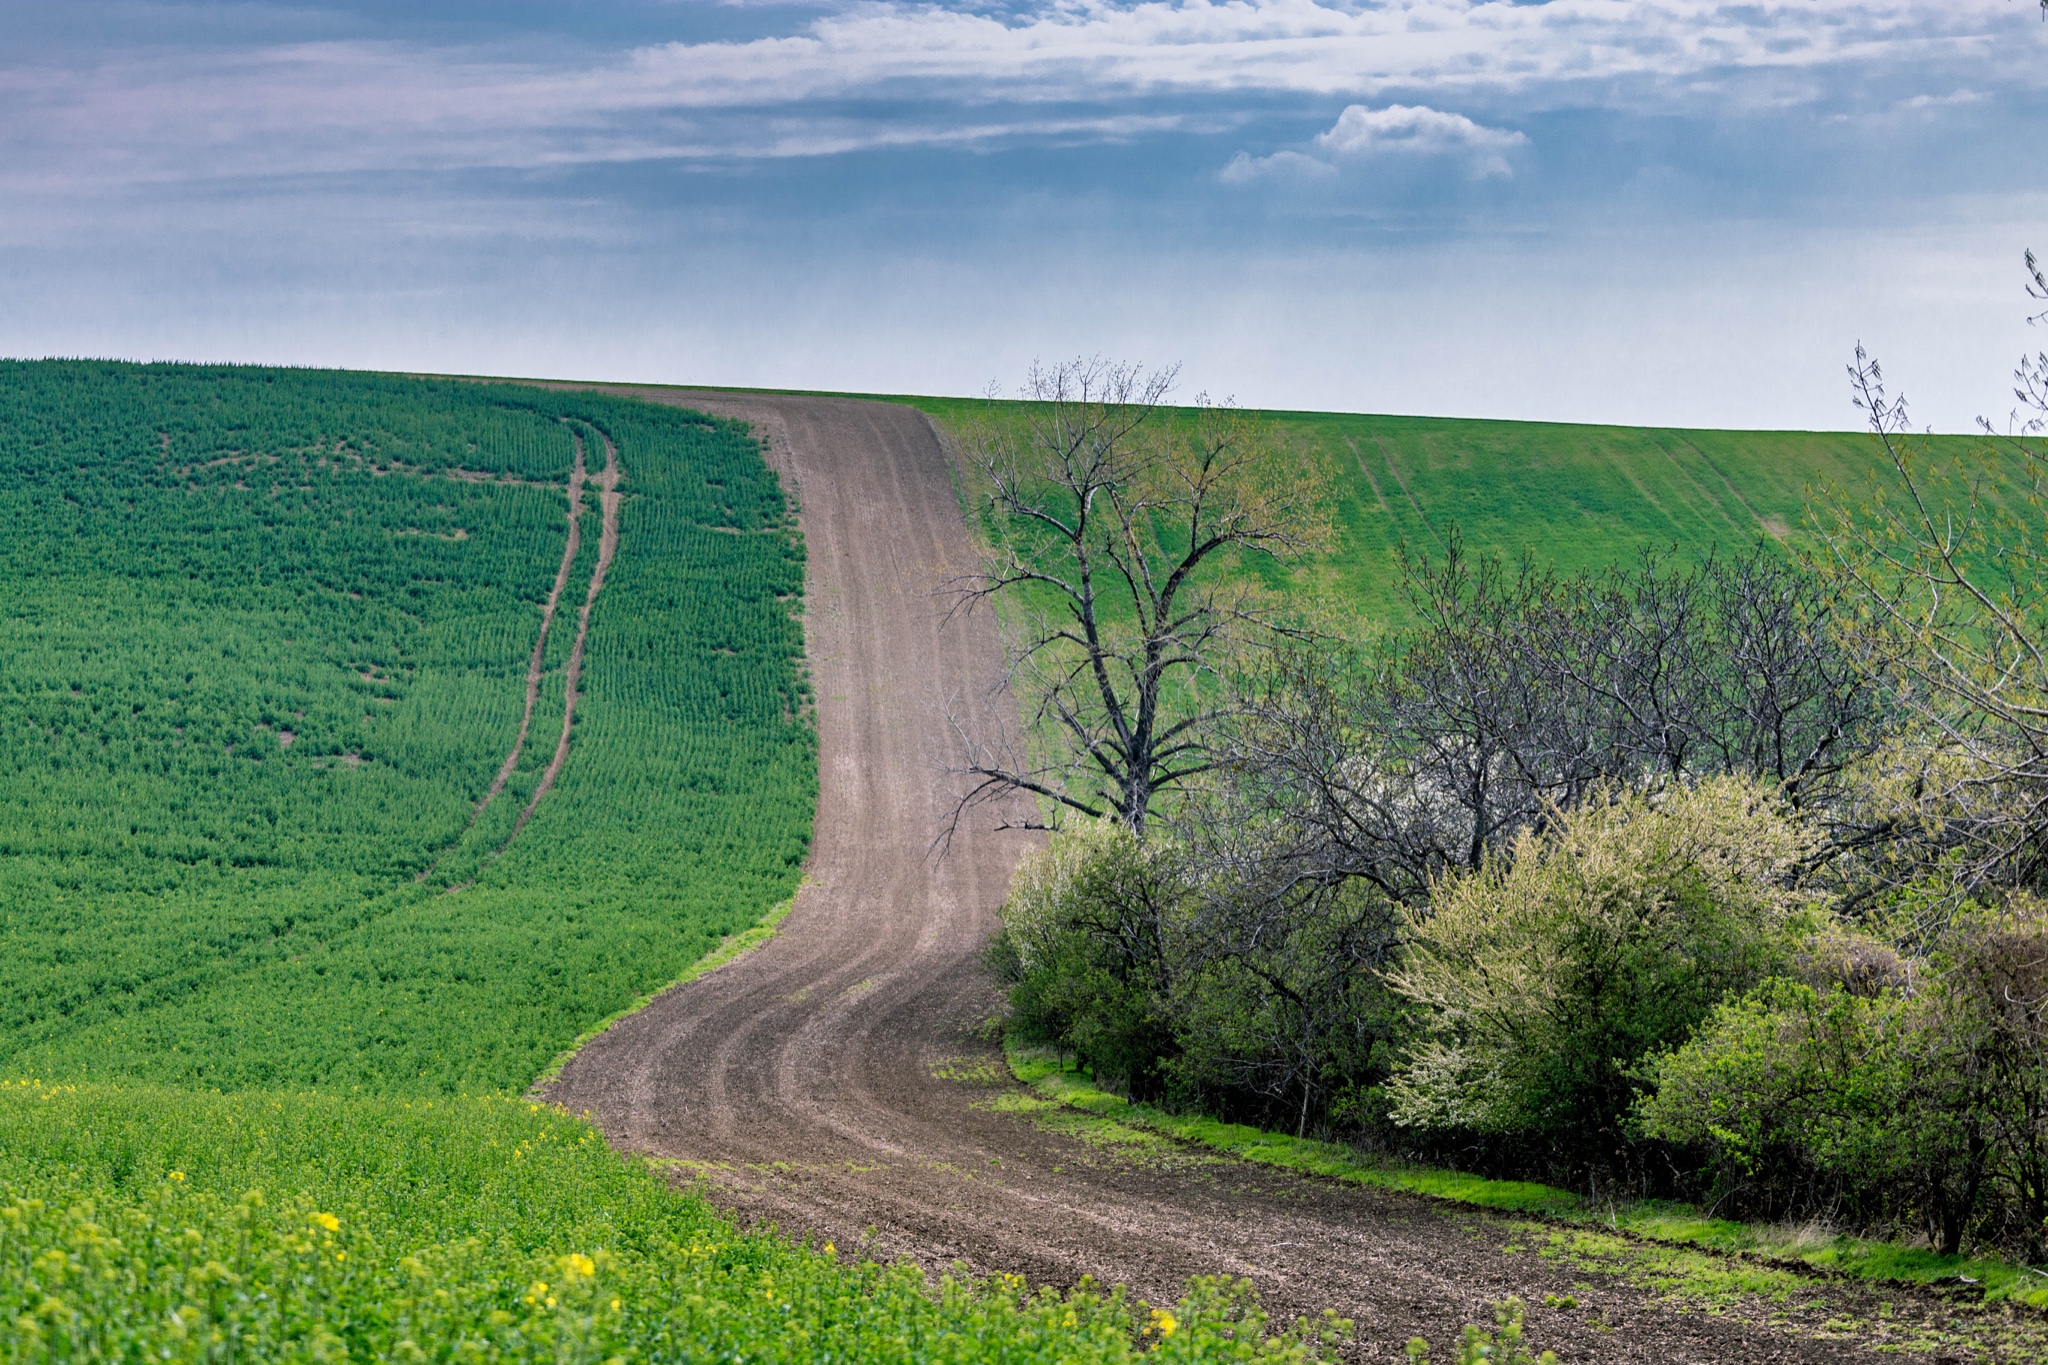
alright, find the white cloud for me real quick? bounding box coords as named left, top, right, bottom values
left=0, top=0, right=2037, bottom=187
left=1899, top=88, right=1990, bottom=110
left=1219, top=148, right=1336, bottom=183
left=1224, top=103, right=1526, bottom=181
left=1316, top=104, right=1526, bottom=171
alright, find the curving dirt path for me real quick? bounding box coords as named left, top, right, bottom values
left=544, top=390, right=1979, bottom=1363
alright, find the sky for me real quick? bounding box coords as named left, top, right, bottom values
left=1, top=1, right=2044, bottom=430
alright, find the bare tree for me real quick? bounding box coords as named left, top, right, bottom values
left=949, top=358, right=1329, bottom=841
left=1207, top=540, right=1883, bottom=907
left=1817, top=258, right=2048, bottom=906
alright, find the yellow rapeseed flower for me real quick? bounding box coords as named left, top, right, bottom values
left=310, top=1212, right=340, bottom=1233
left=558, top=1253, right=596, bottom=1280
left=1149, top=1309, right=1177, bottom=1338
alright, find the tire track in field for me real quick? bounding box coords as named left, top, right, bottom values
left=415, top=435, right=589, bottom=883
left=495, top=429, right=621, bottom=853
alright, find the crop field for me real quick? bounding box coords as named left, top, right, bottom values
left=9, top=368, right=2012, bottom=1362
left=0, top=361, right=814, bottom=1094
left=0, top=1081, right=1320, bottom=1364
left=0, top=367, right=1363, bottom=1364
left=893, top=391, right=1984, bottom=625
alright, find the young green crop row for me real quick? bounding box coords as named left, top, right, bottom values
left=0, top=362, right=810, bottom=1095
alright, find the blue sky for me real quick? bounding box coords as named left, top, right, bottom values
left=1, top=1, right=2043, bottom=428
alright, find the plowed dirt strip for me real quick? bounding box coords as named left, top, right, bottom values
left=543, top=390, right=1968, bottom=1364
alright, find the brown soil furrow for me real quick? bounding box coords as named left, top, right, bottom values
left=497, top=429, right=621, bottom=853
left=543, top=390, right=1968, bottom=1364
left=415, top=437, right=588, bottom=883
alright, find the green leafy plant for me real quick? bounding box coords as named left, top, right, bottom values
left=1404, top=1298, right=1556, bottom=1365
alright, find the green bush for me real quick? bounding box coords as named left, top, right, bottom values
left=1641, top=901, right=2048, bottom=1256
left=1162, top=876, right=1406, bottom=1139
left=1404, top=1298, right=1555, bottom=1365
left=989, top=821, right=1404, bottom=1127
left=988, top=821, right=1178, bottom=1098
left=1387, top=777, right=1815, bottom=1167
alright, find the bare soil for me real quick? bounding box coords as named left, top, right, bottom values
left=544, top=390, right=2003, bottom=1363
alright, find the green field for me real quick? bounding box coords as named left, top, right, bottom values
left=0, top=361, right=814, bottom=1094
left=0, top=363, right=1358, bottom=1364
left=0, top=366, right=1986, bottom=1360
left=892, top=391, right=1970, bottom=624
left=0, top=1080, right=1334, bottom=1364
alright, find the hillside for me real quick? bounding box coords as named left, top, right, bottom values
left=892, top=392, right=1979, bottom=623
left=0, top=362, right=815, bottom=1093
left=7, top=368, right=2019, bottom=1363
left=0, top=364, right=1365, bottom=1365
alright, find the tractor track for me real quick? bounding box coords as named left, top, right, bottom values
left=421, top=424, right=619, bottom=886
left=500, top=429, right=620, bottom=852
left=541, top=388, right=1987, bottom=1363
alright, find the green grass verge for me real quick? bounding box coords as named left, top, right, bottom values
left=1005, top=1043, right=2048, bottom=1313
left=528, top=881, right=807, bottom=1093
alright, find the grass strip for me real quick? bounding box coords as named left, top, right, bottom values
left=1005, top=1043, right=2048, bottom=1312
left=529, top=882, right=807, bottom=1093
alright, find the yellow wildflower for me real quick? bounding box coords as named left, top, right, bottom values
left=1150, top=1309, right=1177, bottom=1338
left=310, top=1212, right=340, bottom=1233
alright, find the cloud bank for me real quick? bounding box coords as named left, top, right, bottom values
left=0, top=0, right=2033, bottom=189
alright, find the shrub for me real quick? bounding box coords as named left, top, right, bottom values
left=1641, top=899, right=2048, bottom=1256
left=1635, top=970, right=1989, bottom=1251
left=988, top=821, right=1180, bottom=1098
left=1949, top=902, right=2048, bottom=1254
left=1386, top=777, right=1816, bottom=1170
left=1164, top=875, right=1407, bottom=1138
